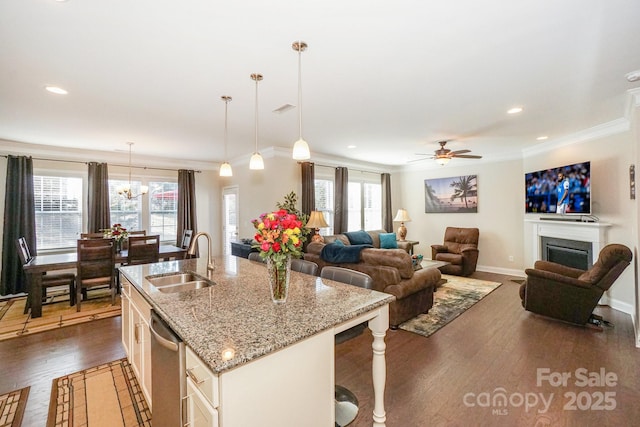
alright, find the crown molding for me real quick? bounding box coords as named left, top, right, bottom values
left=0, top=138, right=218, bottom=171
left=521, top=117, right=630, bottom=157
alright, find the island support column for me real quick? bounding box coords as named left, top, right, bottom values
left=368, top=304, right=390, bottom=427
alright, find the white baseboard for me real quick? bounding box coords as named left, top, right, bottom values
left=476, top=265, right=525, bottom=277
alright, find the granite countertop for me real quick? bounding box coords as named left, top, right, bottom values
left=119, top=256, right=394, bottom=374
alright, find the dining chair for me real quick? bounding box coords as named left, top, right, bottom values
left=76, top=237, right=117, bottom=312
left=129, top=230, right=147, bottom=236
left=80, top=232, right=105, bottom=239
left=180, top=229, right=193, bottom=249
left=126, top=234, right=160, bottom=265
left=16, top=237, right=76, bottom=311
left=180, top=229, right=194, bottom=259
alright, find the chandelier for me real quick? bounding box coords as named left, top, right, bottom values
left=118, top=142, right=148, bottom=199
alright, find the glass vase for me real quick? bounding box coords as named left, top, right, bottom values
left=266, top=254, right=291, bottom=304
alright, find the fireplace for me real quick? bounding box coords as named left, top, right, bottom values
left=526, top=219, right=611, bottom=268
left=541, top=237, right=592, bottom=270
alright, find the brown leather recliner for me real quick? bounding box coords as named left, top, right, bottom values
left=431, top=227, right=479, bottom=276
left=519, top=243, right=632, bottom=326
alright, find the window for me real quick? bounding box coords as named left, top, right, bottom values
left=347, top=180, right=382, bottom=231
left=109, top=179, right=143, bottom=232
left=108, top=179, right=178, bottom=242
left=314, top=179, right=334, bottom=235
left=363, top=182, right=382, bottom=230
left=34, top=175, right=83, bottom=250
left=149, top=182, right=178, bottom=241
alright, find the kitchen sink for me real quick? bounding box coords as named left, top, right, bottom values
left=146, top=272, right=214, bottom=293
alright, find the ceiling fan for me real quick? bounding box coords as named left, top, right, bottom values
left=413, top=140, right=483, bottom=165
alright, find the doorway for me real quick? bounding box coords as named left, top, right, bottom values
left=222, top=186, right=239, bottom=255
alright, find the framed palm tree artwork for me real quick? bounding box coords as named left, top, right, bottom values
left=424, top=175, right=478, bottom=213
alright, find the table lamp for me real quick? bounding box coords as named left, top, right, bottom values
left=393, top=209, right=412, bottom=241
left=306, top=211, right=329, bottom=243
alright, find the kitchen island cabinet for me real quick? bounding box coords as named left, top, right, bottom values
left=119, top=256, right=394, bottom=427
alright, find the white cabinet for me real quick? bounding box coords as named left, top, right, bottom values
left=120, top=274, right=153, bottom=409
left=184, top=329, right=335, bottom=427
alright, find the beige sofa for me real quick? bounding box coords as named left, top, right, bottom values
left=304, top=230, right=441, bottom=328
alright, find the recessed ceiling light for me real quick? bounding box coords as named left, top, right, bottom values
left=45, top=86, right=68, bottom=95
left=347, top=145, right=357, bottom=149
left=507, top=107, right=523, bottom=114
left=273, top=104, right=295, bottom=114
left=536, top=136, right=548, bottom=141
left=626, top=70, right=640, bottom=82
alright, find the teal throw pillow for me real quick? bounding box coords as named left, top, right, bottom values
left=379, top=232, right=398, bottom=249
left=344, top=230, right=373, bottom=245
left=332, top=239, right=344, bottom=246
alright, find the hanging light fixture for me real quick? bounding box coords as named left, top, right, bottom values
left=219, top=95, right=233, bottom=177
left=117, top=142, right=148, bottom=199
left=292, top=41, right=311, bottom=160
left=249, top=73, right=265, bottom=170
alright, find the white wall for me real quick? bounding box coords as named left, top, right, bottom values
left=218, top=148, right=302, bottom=243
left=394, top=158, right=524, bottom=275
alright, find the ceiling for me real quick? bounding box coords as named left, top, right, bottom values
left=1, top=0, right=639, bottom=167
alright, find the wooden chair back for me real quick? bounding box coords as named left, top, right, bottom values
left=127, top=234, right=160, bottom=265
left=129, top=230, right=147, bottom=236
left=181, top=229, right=194, bottom=250
left=76, top=238, right=116, bottom=311
left=80, top=232, right=105, bottom=239
left=16, top=237, right=33, bottom=265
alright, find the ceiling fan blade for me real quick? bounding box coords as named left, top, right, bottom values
left=453, top=154, right=482, bottom=159
left=408, top=157, right=432, bottom=163
left=449, top=149, right=471, bottom=155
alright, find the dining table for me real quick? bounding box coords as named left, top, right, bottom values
left=22, top=244, right=187, bottom=318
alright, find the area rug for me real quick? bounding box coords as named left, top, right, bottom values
left=47, top=358, right=151, bottom=427
left=0, top=288, right=120, bottom=342
left=399, top=275, right=502, bottom=338
left=0, top=386, right=29, bottom=427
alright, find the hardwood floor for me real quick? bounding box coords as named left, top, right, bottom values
left=337, top=271, right=640, bottom=426
left=0, top=317, right=125, bottom=427
left=1, top=271, right=638, bottom=426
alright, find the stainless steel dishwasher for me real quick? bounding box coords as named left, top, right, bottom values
left=149, top=310, right=186, bottom=427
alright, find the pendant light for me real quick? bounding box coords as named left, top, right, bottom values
left=219, top=95, right=233, bottom=177
left=249, top=73, right=265, bottom=170
left=117, top=142, right=148, bottom=199
left=292, top=41, right=311, bottom=160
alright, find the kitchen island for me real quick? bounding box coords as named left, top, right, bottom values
left=119, top=255, right=394, bottom=427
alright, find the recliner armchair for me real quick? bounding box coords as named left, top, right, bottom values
left=519, top=243, right=632, bottom=326
left=431, top=227, right=479, bottom=277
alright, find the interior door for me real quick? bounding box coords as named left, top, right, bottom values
left=222, top=186, right=239, bottom=255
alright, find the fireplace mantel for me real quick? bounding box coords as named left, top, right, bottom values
left=526, top=218, right=612, bottom=266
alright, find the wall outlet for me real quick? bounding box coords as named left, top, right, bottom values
left=508, top=255, right=514, bottom=262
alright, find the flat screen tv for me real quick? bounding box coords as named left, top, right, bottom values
left=525, top=161, right=591, bottom=215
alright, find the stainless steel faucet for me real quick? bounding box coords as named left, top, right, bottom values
left=187, top=232, right=215, bottom=276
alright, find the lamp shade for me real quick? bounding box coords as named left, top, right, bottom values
left=292, top=138, right=311, bottom=160
left=393, top=209, right=411, bottom=223
left=219, top=162, right=233, bottom=177
left=306, top=211, right=329, bottom=229
left=249, top=152, right=264, bottom=170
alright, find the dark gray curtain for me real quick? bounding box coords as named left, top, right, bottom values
left=301, top=162, right=315, bottom=216
left=334, top=167, right=349, bottom=234
left=1, top=156, right=36, bottom=295
left=177, top=170, right=198, bottom=249
left=87, top=162, right=111, bottom=233
left=381, top=173, right=393, bottom=232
